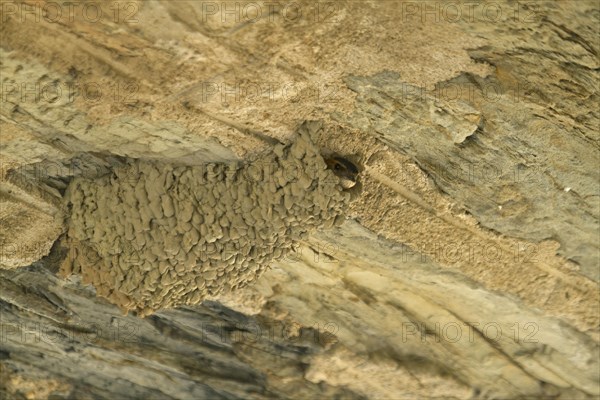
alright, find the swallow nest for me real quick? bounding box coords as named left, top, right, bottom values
left=60, top=122, right=353, bottom=316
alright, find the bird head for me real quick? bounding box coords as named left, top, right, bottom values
left=324, top=155, right=360, bottom=190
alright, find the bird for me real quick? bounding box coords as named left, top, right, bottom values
left=60, top=120, right=360, bottom=316
left=324, top=156, right=360, bottom=189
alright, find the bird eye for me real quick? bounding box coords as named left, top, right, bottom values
left=334, top=163, right=341, bottom=170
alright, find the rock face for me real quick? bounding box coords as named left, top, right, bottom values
left=0, top=1, right=598, bottom=399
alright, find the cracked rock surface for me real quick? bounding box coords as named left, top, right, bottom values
left=0, top=1, right=598, bottom=399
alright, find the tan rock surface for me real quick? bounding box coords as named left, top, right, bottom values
left=0, top=1, right=598, bottom=399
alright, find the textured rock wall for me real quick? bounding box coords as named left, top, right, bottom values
left=0, top=1, right=598, bottom=399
